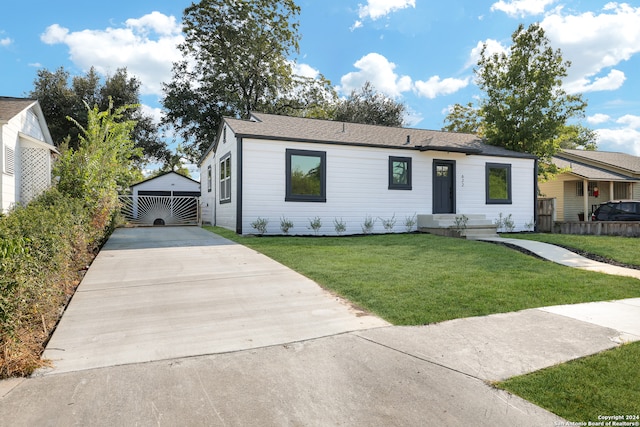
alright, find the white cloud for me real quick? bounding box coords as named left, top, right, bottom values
left=565, top=69, right=626, bottom=94
left=40, top=12, right=184, bottom=96
left=592, top=113, right=640, bottom=155
left=292, top=62, right=320, bottom=79
left=491, top=0, right=557, bottom=18
left=541, top=3, right=640, bottom=94
left=140, top=104, right=163, bottom=125
left=596, top=127, right=640, bottom=155
left=358, top=0, right=416, bottom=21
left=587, top=113, right=612, bottom=125
left=339, top=53, right=412, bottom=98
left=1, top=37, right=12, bottom=47
left=350, top=21, right=363, bottom=32
left=414, top=76, right=470, bottom=99
left=125, top=11, right=179, bottom=36
left=617, top=114, right=640, bottom=129
left=466, top=39, right=507, bottom=69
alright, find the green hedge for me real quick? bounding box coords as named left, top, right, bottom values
left=0, top=188, right=115, bottom=377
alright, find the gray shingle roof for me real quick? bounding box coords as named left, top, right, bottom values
left=552, top=156, right=635, bottom=181
left=224, top=112, right=536, bottom=159
left=0, top=96, right=37, bottom=123
left=560, top=149, right=640, bottom=174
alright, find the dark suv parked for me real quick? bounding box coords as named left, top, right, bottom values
left=592, top=200, right=640, bottom=221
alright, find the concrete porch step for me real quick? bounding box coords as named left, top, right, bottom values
left=417, top=214, right=499, bottom=239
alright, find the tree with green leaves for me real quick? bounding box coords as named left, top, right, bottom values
left=162, top=0, right=302, bottom=159
left=54, top=100, right=142, bottom=213
left=444, top=23, right=594, bottom=173
left=334, top=81, right=407, bottom=127
left=29, top=67, right=168, bottom=164
left=442, top=102, right=484, bottom=135
left=269, top=74, right=338, bottom=120
left=478, top=23, right=588, bottom=164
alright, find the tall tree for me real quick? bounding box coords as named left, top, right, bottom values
left=29, top=67, right=168, bottom=163
left=268, top=74, right=338, bottom=120
left=334, top=81, right=407, bottom=127
left=442, top=102, right=483, bottom=135
left=162, top=0, right=301, bottom=159
left=475, top=23, right=588, bottom=168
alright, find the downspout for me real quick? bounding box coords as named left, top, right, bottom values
left=235, top=137, right=243, bottom=235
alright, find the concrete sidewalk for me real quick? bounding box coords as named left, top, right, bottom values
left=1, top=228, right=639, bottom=426
left=482, top=236, right=640, bottom=279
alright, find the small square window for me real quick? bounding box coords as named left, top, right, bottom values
left=389, top=156, right=412, bottom=190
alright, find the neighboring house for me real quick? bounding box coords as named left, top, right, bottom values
left=0, top=96, right=58, bottom=213
left=124, top=171, right=201, bottom=226
left=539, top=149, right=640, bottom=222
left=199, top=112, right=538, bottom=235
left=131, top=171, right=201, bottom=198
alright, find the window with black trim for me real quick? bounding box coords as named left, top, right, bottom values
left=207, top=165, right=212, bottom=193
left=486, top=163, right=512, bottom=204
left=286, top=149, right=326, bottom=202
left=389, top=156, right=412, bottom=190
left=220, top=154, right=231, bottom=203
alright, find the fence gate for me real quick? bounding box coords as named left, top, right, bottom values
left=119, top=195, right=201, bottom=226
left=537, top=198, right=555, bottom=232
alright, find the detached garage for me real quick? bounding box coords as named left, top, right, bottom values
left=122, top=172, right=201, bottom=225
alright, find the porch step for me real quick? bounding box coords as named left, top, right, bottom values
left=417, top=214, right=499, bottom=239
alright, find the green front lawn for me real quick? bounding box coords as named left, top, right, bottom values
left=497, top=341, right=640, bottom=422
left=206, top=227, right=640, bottom=325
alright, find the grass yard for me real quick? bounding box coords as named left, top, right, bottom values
left=497, top=341, right=640, bottom=422
left=205, top=227, right=640, bottom=325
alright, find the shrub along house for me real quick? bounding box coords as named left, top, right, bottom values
left=0, top=97, right=58, bottom=213
left=199, top=112, right=538, bottom=236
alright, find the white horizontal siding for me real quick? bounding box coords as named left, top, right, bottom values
left=455, top=155, right=535, bottom=230
left=199, top=155, right=215, bottom=225
left=133, top=173, right=200, bottom=193
left=1, top=115, right=21, bottom=212
left=22, top=109, right=46, bottom=142
left=214, top=134, right=238, bottom=231
left=241, top=139, right=535, bottom=235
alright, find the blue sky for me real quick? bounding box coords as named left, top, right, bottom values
left=2, top=0, right=640, bottom=167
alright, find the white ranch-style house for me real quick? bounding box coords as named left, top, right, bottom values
left=0, top=97, right=58, bottom=213
left=199, top=113, right=538, bottom=236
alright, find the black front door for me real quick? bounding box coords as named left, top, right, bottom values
left=433, top=160, right=455, bottom=214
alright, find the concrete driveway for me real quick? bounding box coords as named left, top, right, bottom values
left=2, top=227, right=639, bottom=426
left=40, top=227, right=389, bottom=374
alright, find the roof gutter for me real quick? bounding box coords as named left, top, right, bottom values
left=416, top=145, right=482, bottom=155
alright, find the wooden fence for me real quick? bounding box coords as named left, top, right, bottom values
left=537, top=198, right=554, bottom=232
left=553, top=221, right=640, bottom=237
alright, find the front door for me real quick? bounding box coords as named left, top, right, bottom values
left=433, top=160, right=455, bottom=214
